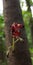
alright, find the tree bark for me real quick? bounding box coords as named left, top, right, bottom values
left=3, top=0, right=32, bottom=65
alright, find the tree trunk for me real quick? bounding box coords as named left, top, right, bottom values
left=26, top=0, right=33, bottom=47
left=3, top=0, right=32, bottom=65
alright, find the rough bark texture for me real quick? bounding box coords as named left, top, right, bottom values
left=3, top=0, right=32, bottom=65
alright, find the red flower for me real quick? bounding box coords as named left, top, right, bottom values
left=11, top=23, right=24, bottom=37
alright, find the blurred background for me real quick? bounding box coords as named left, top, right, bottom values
left=0, top=0, right=33, bottom=65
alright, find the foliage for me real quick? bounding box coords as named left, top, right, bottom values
left=22, top=11, right=32, bottom=48
left=0, top=15, right=6, bottom=63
